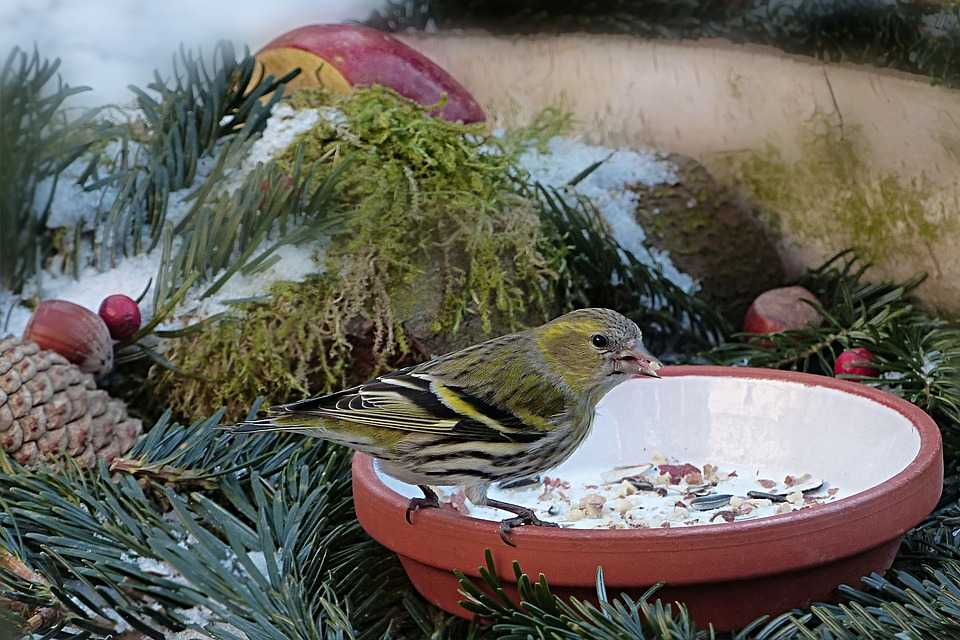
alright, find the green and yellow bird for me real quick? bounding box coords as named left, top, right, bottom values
left=234, top=308, right=662, bottom=544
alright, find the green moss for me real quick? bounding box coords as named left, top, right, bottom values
left=733, top=118, right=955, bottom=262
left=154, top=88, right=573, bottom=419
left=155, top=273, right=412, bottom=420
left=281, top=86, right=564, bottom=333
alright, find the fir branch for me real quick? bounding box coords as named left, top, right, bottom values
left=0, top=47, right=90, bottom=293
left=0, top=405, right=414, bottom=640
left=457, top=550, right=712, bottom=639
left=91, top=42, right=297, bottom=267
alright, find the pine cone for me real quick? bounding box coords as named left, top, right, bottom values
left=0, top=337, right=141, bottom=468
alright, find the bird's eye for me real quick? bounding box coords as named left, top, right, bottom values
left=591, top=334, right=609, bottom=349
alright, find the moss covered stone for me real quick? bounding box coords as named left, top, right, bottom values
left=632, top=154, right=785, bottom=324
left=732, top=119, right=956, bottom=269
left=152, top=88, right=570, bottom=420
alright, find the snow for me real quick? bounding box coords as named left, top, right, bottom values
left=241, top=103, right=323, bottom=175
left=177, top=244, right=324, bottom=323
left=518, top=137, right=698, bottom=293
left=1, top=0, right=387, bottom=107
left=38, top=250, right=160, bottom=317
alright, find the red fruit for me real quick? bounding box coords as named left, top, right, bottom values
left=743, top=286, right=822, bottom=334
left=24, top=300, right=114, bottom=376
left=256, top=24, right=485, bottom=123
left=834, top=347, right=879, bottom=377
left=98, top=295, right=142, bottom=341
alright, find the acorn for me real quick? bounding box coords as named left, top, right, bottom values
left=23, top=300, right=114, bottom=377
left=834, top=347, right=879, bottom=378
left=98, top=294, right=142, bottom=341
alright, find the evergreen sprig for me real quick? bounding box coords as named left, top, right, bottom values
left=149, top=145, right=348, bottom=313
left=0, top=47, right=90, bottom=293
left=0, top=408, right=409, bottom=640
left=90, top=42, right=297, bottom=267
left=457, top=550, right=712, bottom=640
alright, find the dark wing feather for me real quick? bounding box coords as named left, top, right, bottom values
left=259, top=369, right=544, bottom=444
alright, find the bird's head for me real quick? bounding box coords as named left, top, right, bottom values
left=532, top=308, right=663, bottom=398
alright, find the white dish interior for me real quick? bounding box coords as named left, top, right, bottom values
left=376, top=375, right=921, bottom=522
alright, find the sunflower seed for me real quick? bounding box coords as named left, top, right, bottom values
left=689, top=494, right=733, bottom=511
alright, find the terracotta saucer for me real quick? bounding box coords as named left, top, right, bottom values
left=352, top=366, right=943, bottom=630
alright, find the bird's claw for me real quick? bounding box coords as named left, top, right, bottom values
left=498, top=509, right=560, bottom=547
left=405, top=495, right=440, bottom=524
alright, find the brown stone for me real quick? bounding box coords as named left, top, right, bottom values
left=631, top=154, right=785, bottom=324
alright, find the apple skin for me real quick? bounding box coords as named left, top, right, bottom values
left=834, top=347, right=879, bottom=377
left=742, top=286, right=822, bottom=335
left=257, top=24, right=485, bottom=123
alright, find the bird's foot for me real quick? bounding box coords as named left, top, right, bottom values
left=486, top=498, right=559, bottom=547
left=405, top=485, right=441, bottom=524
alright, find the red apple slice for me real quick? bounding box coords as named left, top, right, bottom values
left=256, top=24, right=485, bottom=123
left=742, top=286, right=822, bottom=334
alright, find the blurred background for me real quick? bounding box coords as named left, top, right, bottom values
left=0, top=0, right=384, bottom=105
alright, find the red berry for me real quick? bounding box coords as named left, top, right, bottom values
left=834, top=347, right=878, bottom=377
left=98, top=294, right=142, bottom=341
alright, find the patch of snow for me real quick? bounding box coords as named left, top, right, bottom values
left=174, top=243, right=324, bottom=325
left=922, top=351, right=941, bottom=377
left=36, top=165, right=110, bottom=231
left=518, top=137, right=698, bottom=294
left=36, top=251, right=160, bottom=320
left=242, top=103, right=322, bottom=174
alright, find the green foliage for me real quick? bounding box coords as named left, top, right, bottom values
left=0, top=408, right=412, bottom=640
left=281, top=86, right=561, bottom=336
left=152, top=277, right=381, bottom=420
left=91, top=42, right=296, bottom=265
left=0, top=47, right=89, bottom=293
left=458, top=550, right=712, bottom=639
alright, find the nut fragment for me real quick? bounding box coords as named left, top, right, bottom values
left=566, top=508, right=586, bottom=522
left=579, top=493, right=606, bottom=518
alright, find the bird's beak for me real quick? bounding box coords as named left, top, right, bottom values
left=618, top=343, right=663, bottom=378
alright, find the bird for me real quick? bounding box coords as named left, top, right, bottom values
left=232, top=307, right=662, bottom=545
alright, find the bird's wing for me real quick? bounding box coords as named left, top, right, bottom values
left=235, top=367, right=545, bottom=443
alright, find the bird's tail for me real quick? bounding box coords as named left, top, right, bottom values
left=227, top=406, right=321, bottom=435
left=228, top=417, right=294, bottom=434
